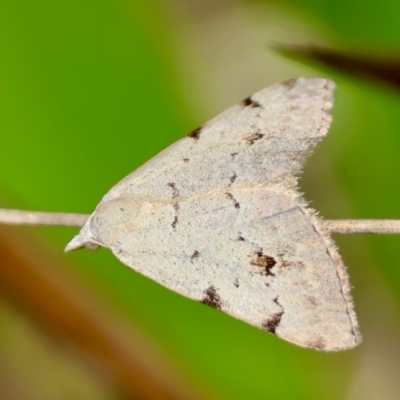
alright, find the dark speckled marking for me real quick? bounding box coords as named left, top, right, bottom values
left=238, top=235, right=245, bottom=241
left=183, top=158, right=189, bottom=163
left=262, top=312, right=283, bottom=334
left=229, top=173, right=237, bottom=185
left=171, top=202, right=179, bottom=230
left=190, top=250, right=199, bottom=262
left=226, top=192, right=240, bottom=209
left=241, top=96, right=261, bottom=108
left=307, top=337, right=326, bottom=351
left=188, top=126, right=202, bottom=139
left=168, top=182, right=179, bottom=198
left=243, top=133, right=264, bottom=145
left=308, top=296, right=318, bottom=308
left=201, top=286, right=222, bottom=310
left=281, top=79, right=297, bottom=90
left=251, top=252, right=276, bottom=276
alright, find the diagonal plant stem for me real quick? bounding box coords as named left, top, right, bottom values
left=0, top=208, right=400, bottom=234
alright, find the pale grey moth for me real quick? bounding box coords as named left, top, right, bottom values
left=66, top=78, right=361, bottom=351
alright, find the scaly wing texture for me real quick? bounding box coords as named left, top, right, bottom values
left=67, top=78, right=361, bottom=351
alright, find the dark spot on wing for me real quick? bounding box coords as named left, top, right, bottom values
left=201, top=286, right=222, bottom=310
left=229, top=173, right=237, bottom=185
left=308, top=337, right=326, bottom=351
left=350, top=324, right=357, bottom=339
left=171, top=201, right=179, bottom=229
left=241, top=96, right=261, bottom=108
left=325, top=248, right=331, bottom=257
left=168, top=182, right=179, bottom=198
left=243, top=133, right=264, bottom=145
left=280, top=258, right=290, bottom=268
left=296, top=261, right=305, bottom=270
left=287, top=104, right=299, bottom=112
left=308, top=296, right=318, bottom=308
left=238, top=235, right=245, bottom=241
left=183, top=158, right=189, bottom=163
left=278, top=256, right=305, bottom=272
left=190, top=250, right=199, bottom=262
left=262, top=312, right=283, bottom=334
left=188, top=126, right=202, bottom=139
left=311, top=224, right=319, bottom=235
left=281, top=79, right=297, bottom=90
left=119, top=208, right=125, bottom=212
left=226, top=192, right=240, bottom=209
left=251, top=252, right=276, bottom=276
left=231, top=152, right=238, bottom=159
left=234, top=278, right=239, bottom=288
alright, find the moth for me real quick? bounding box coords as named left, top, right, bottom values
left=66, top=78, right=361, bottom=351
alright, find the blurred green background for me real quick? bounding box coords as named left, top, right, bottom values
left=1, top=0, right=400, bottom=399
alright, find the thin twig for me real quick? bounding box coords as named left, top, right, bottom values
left=322, top=219, right=400, bottom=234
left=0, top=209, right=400, bottom=234
left=0, top=209, right=89, bottom=227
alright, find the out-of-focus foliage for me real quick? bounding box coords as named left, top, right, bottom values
left=1, top=0, right=400, bottom=399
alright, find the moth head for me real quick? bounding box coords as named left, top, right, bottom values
left=65, top=197, right=143, bottom=252
left=64, top=220, right=101, bottom=252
